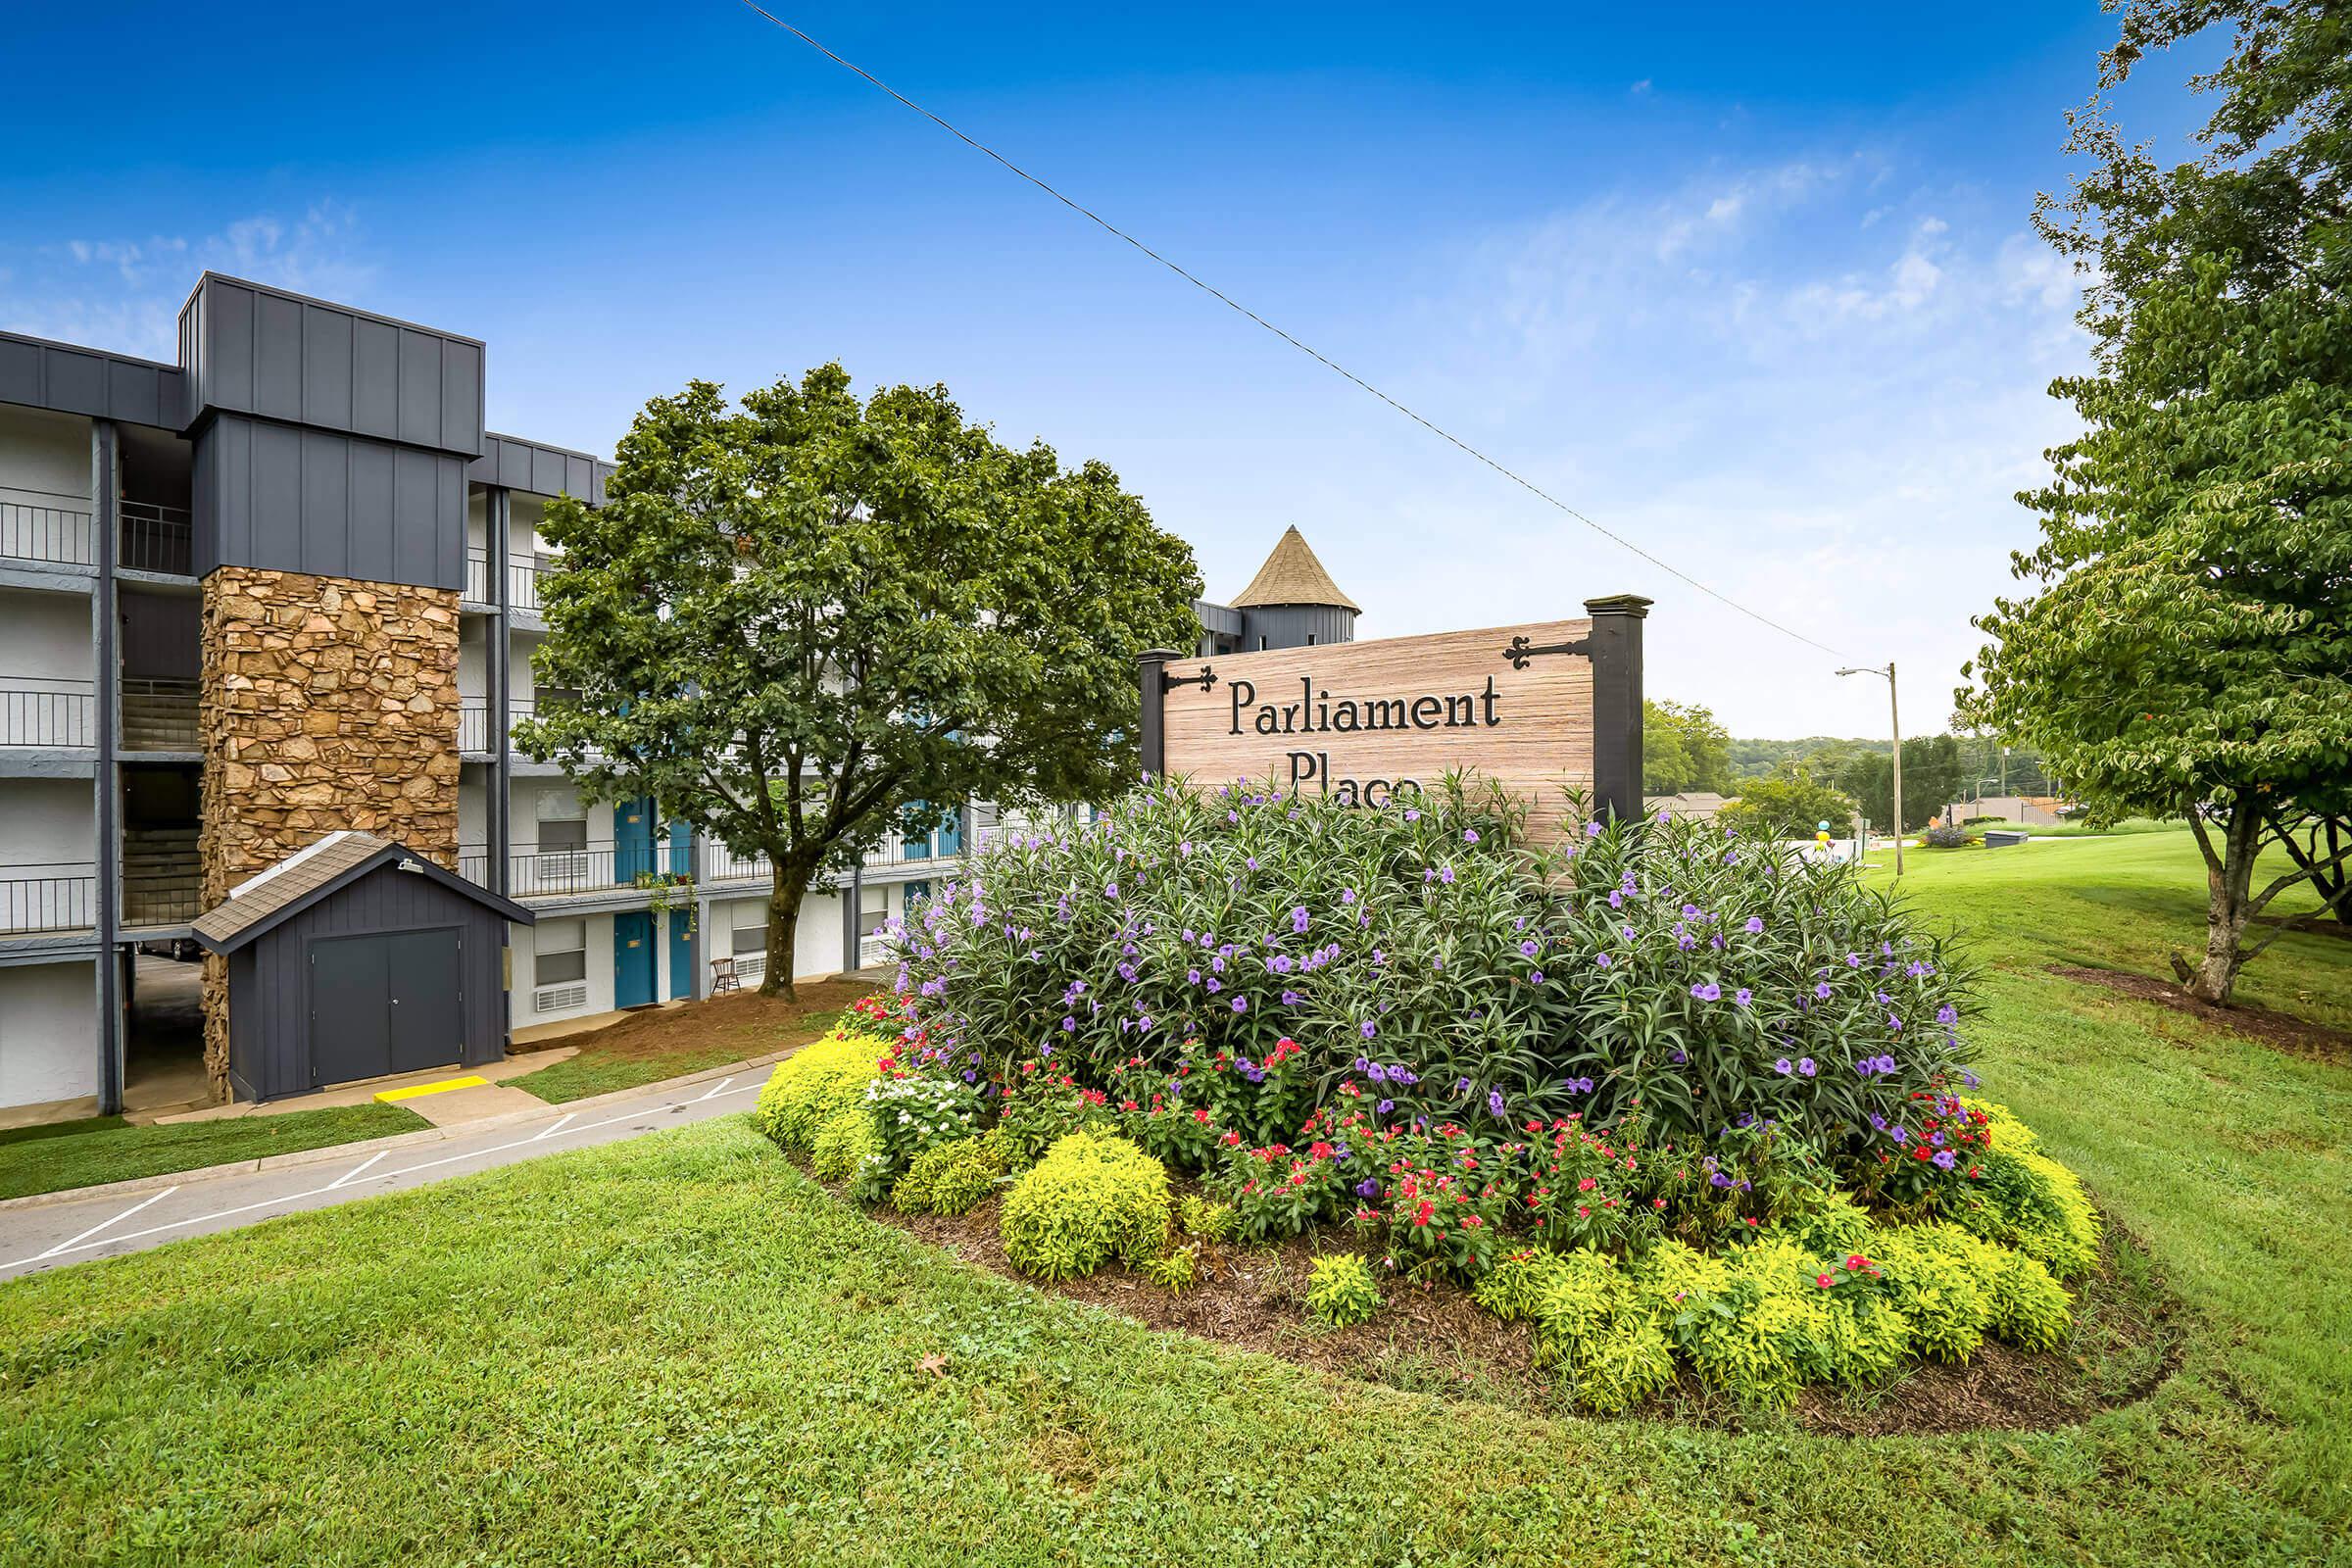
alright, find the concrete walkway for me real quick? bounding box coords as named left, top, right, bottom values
left=0, top=1056, right=779, bottom=1283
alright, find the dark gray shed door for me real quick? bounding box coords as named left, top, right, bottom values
left=308, top=928, right=465, bottom=1086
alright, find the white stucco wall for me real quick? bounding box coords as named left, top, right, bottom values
left=0, top=959, right=98, bottom=1108
left=510, top=910, right=616, bottom=1024
left=0, top=406, right=91, bottom=507
left=0, top=590, right=95, bottom=683
left=0, top=779, right=95, bottom=872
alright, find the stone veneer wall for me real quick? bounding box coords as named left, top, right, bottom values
left=198, top=566, right=464, bottom=1097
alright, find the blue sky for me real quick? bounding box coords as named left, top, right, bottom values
left=0, top=3, right=2222, bottom=737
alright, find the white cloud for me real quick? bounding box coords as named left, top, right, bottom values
left=5, top=204, right=374, bottom=360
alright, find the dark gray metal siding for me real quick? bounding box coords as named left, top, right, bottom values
left=193, top=414, right=466, bottom=589
left=1239, top=605, right=1357, bottom=652
left=226, top=860, right=510, bottom=1100
left=177, top=275, right=483, bottom=459
left=0, top=331, right=187, bottom=429
left=471, top=433, right=612, bottom=503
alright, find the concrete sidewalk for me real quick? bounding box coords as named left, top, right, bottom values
left=0, top=1048, right=799, bottom=1282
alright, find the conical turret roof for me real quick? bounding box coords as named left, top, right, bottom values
left=1228, top=526, right=1359, bottom=612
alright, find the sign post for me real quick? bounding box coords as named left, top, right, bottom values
left=1138, top=596, right=1651, bottom=834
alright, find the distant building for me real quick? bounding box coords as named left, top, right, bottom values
left=1645, top=792, right=1729, bottom=820
left=1194, top=526, right=1359, bottom=655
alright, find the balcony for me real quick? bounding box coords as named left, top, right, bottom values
left=121, top=677, right=199, bottom=753
left=460, top=550, right=557, bottom=612
left=1, top=494, right=94, bottom=568
left=0, top=866, right=95, bottom=934
left=0, top=682, right=95, bottom=748
left=122, top=825, right=200, bottom=926
left=459, top=842, right=694, bottom=901
left=459, top=699, right=491, bottom=754
left=119, top=500, right=192, bottom=576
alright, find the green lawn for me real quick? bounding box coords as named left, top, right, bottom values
left=1946, top=814, right=2181, bottom=839
left=511, top=980, right=867, bottom=1103
left=2, top=834, right=2347, bottom=1565
left=0, top=1102, right=427, bottom=1202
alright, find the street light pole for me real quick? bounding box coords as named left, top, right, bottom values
left=1838, top=662, right=1903, bottom=876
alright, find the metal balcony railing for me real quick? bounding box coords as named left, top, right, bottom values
left=0, top=868, right=96, bottom=934
left=509, top=554, right=552, bottom=612
left=0, top=497, right=94, bottom=567
left=459, top=699, right=491, bottom=753
left=464, top=547, right=493, bottom=605
left=457, top=843, right=694, bottom=900
left=119, top=676, right=199, bottom=752
left=0, top=683, right=95, bottom=747
left=119, top=500, right=192, bottom=575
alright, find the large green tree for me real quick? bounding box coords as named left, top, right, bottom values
left=1960, top=0, right=2352, bottom=1002
left=1717, top=772, right=1858, bottom=839
left=513, top=368, right=1202, bottom=998
left=1837, top=736, right=1965, bottom=834
left=1642, top=699, right=1734, bottom=795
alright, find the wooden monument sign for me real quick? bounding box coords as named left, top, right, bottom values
left=1139, top=595, right=1651, bottom=836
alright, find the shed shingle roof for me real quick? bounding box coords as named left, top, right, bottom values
left=192, top=831, right=533, bottom=953
left=1229, top=526, right=1359, bottom=612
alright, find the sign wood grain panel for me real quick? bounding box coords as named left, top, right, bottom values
left=1160, top=618, right=1595, bottom=839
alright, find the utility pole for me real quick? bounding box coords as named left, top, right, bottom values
left=1838, top=661, right=1903, bottom=876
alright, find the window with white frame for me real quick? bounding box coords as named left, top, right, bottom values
left=732, top=917, right=767, bottom=956
left=536, top=917, right=587, bottom=986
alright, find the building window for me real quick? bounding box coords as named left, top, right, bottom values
left=539, top=818, right=587, bottom=853
left=732, top=919, right=767, bottom=956
left=537, top=917, right=587, bottom=986
left=860, top=886, right=888, bottom=936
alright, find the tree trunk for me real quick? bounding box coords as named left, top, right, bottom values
left=763, top=863, right=805, bottom=1001
left=2182, top=807, right=2263, bottom=1004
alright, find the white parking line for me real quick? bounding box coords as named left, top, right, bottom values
left=33, top=1185, right=179, bottom=1259
left=1, top=1079, right=766, bottom=1272
left=530, top=1112, right=576, bottom=1142
left=325, top=1151, right=388, bottom=1189
left=692, top=1076, right=736, bottom=1103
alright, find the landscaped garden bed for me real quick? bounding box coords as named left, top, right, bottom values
left=754, top=780, right=2174, bottom=1430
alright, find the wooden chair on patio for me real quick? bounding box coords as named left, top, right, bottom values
left=709, top=956, right=742, bottom=995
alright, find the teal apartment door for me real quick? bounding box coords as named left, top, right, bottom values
left=614, top=798, right=656, bottom=885
left=613, top=912, right=657, bottom=1008
left=667, top=911, right=694, bottom=1001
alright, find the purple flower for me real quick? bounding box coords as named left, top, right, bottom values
left=1936, top=1004, right=1959, bottom=1026
left=1103, top=882, right=1119, bottom=900
left=1404, top=808, right=1420, bottom=822
left=1488, top=1089, right=1507, bottom=1116
left=1690, top=982, right=1722, bottom=1002
left=1354, top=1176, right=1381, bottom=1199
left=1291, top=906, right=1309, bottom=934
left=1530, top=971, right=1544, bottom=984
left=1797, top=1057, right=1816, bottom=1077
left=1360, top=1020, right=1377, bottom=1040
left=1814, top=982, right=1833, bottom=1000
left=1376, top=1099, right=1394, bottom=1114
left=1519, top=940, right=1540, bottom=957
left=1368, top=1062, right=1388, bottom=1083
left=1934, top=1149, right=1957, bottom=1170
left=1682, top=904, right=1700, bottom=919
left=1734, top=988, right=1752, bottom=1006
left=1463, top=828, right=1480, bottom=844
left=1282, top=990, right=1302, bottom=1004
left=1595, top=953, right=1613, bottom=968
left=1205, top=978, right=1221, bottom=994
left=1061, top=1016, right=1075, bottom=1032
left=1744, top=916, right=1764, bottom=934
left=1439, top=866, right=1455, bottom=885
left=1232, top=997, right=1248, bottom=1013
left=1187, top=968, right=1201, bottom=985
left=1586, top=819, right=1603, bottom=838
left=1709, top=1171, right=1734, bottom=1189
left=1774, top=1057, right=1792, bottom=1075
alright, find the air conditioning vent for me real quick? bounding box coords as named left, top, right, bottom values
left=533, top=984, right=587, bottom=1013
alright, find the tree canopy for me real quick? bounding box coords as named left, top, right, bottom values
left=512, top=367, right=1203, bottom=995
left=1838, top=737, right=1965, bottom=834
left=1959, top=0, right=2352, bottom=1001
left=1716, top=772, right=1858, bottom=840
left=1642, top=699, right=1734, bottom=795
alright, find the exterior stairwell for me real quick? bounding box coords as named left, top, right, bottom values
left=122, top=824, right=201, bottom=927
left=120, top=678, right=200, bottom=753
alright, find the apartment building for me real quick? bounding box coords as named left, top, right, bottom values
left=0, top=274, right=963, bottom=1120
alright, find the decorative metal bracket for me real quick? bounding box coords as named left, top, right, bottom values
left=1162, top=664, right=1216, bottom=693
left=1502, top=635, right=1590, bottom=670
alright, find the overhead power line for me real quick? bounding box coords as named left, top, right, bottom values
left=735, top=4, right=1850, bottom=659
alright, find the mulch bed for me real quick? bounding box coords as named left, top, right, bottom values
left=841, top=1165, right=2183, bottom=1437
left=2051, top=964, right=2352, bottom=1063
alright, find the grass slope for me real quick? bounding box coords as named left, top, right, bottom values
left=0, top=1102, right=427, bottom=1202
left=514, top=980, right=868, bottom=1103
left=1, top=835, right=2346, bottom=1566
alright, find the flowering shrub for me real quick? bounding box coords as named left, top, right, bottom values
left=1209, top=1135, right=1353, bottom=1244
left=1305, top=1253, right=1382, bottom=1326
left=863, top=1074, right=986, bottom=1175
left=1178, top=1195, right=1237, bottom=1242
left=889, top=778, right=1977, bottom=1190
left=754, top=1023, right=893, bottom=1152
left=999, top=1133, right=1171, bottom=1281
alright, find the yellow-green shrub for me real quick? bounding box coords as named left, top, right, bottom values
left=892, top=1133, right=1010, bottom=1215
left=1527, top=1250, right=1675, bottom=1413
left=753, top=1024, right=891, bottom=1152
left=1473, top=1249, right=1562, bottom=1322
left=1305, top=1254, right=1382, bottom=1326
left=811, top=1104, right=880, bottom=1184
left=999, top=1133, right=1171, bottom=1281
left=1138, top=1245, right=1200, bottom=1292
left=1984, top=1247, right=2074, bottom=1350
left=1869, top=1222, right=1998, bottom=1362
left=1178, top=1195, right=1236, bottom=1243
left=1957, top=1100, right=2100, bottom=1280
